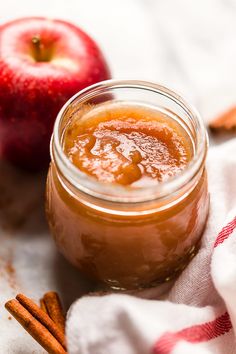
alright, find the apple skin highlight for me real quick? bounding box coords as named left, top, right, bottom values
left=0, top=17, right=111, bottom=170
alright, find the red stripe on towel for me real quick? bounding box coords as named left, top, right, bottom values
left=214, top=217, right=236, bottom=247
left=153, top=312, right=231, bottom=354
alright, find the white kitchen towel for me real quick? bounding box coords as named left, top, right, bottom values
left=66, top=138, right=236, bottom=354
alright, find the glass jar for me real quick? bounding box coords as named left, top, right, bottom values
left=46, top=80, right=209, bottom=290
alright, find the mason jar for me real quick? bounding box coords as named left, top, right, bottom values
left=46, top=80, right=209, bottom=290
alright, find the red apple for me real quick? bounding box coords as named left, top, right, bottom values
left=0, top=17, right=111, bottom=170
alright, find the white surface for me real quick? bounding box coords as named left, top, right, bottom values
left=1, top=0, right=236, bottom=353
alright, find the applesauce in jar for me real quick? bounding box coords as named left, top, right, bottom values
left=46, top=80, right=209, bottom=290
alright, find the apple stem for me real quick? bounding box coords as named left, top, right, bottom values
left=32, top=35, right=43, bottom=62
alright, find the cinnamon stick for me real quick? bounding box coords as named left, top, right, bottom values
left=16, top=294, right=66, bottom=349
left=209, top=106, right=236, bottom=131
left=43, top=291, right=65, bottom=332
left=5, top=299, right=66, bottom=354
left=40, top=298, right=48, bottom=315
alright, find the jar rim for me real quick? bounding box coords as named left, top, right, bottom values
left=52, top=79, right=208, bottom=203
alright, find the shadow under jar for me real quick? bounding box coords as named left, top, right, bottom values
left=46, top=80, right=209, bottom=290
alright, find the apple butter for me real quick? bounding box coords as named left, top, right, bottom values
left=46, top=80, right=209, bottom=290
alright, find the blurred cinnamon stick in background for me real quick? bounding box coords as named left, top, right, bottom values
left=209, top=106, right=236, bottom=131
